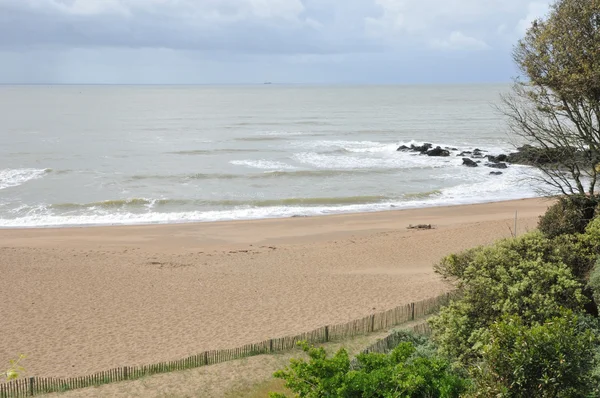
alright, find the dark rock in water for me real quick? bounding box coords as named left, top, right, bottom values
left=411, top=143, right=433, bottom=153
left=426, top=146, right=451, bottom=157
left=487, top=154, right=508, bottom=163
left=505, top=144, right=583, bottom=166
left=457, top=151, right=472, bottom=157
left=486, top=162, right=508, bottom=169
left=397, top=145, right=410, bottom=151
left=490, top=171, right=503, bottom=176
left=463, top=158, right=478, bottom=167
left=472, top=149, right=485, bottom=158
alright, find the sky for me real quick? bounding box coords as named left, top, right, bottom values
left=0, top=0, right=554, bottom=84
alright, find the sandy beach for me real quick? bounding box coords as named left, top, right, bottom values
left=0, top=198, right=551, bottom=378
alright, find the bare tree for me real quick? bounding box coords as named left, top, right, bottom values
left=500, top=0, right=600, bottom=196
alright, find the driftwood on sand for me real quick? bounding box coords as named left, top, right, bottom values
left=407, top=224, right=433, bottom=230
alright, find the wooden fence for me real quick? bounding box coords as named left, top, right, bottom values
left=349, top=321, right=432, bottom=370
left=0, top=292, right=453, bottom=397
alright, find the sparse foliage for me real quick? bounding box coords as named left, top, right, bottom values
left=501, top=0, right=600, bottom=195
left=4, top=355, right=26, bottom=381
left=538, top=195, right=599, bottom=237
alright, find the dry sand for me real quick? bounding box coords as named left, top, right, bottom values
left=0, top=198, right=551, bottom=378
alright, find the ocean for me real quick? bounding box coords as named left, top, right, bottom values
left=0, top=84, right=541, bottom=228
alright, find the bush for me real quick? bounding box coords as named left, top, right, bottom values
left=271, top=340, right=469, bottom=398
left=430, top=234, right=587, bottom=364
left=471, top=311, right=598, bottom=398
left=538, top=195, right=599, bottom=238
left=581, top=216, right=600, bottom=255
left=588, top=258, right=600, bottom=307
left=435, top=231, right=597, bottom=284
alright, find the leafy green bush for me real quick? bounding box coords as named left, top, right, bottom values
left=435, top=231, right=596, bottom=284
left=434, top=247, right=480, bottom=281
left=581, top=216, right=600, bottom=255
left=271, top=340, right=469, bottom=398
left=470, top=311, right=598, bottom=398
left=430, top=235, right=587, bottom=364
left=587, top=258, right=600, bottom=307
left=538, top=195, right=599, bottom=238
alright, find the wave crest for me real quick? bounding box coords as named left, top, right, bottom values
left=0, top=168, right=50, bottom=190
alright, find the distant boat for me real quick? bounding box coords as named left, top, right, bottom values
left=263, top=82, right=272, bottom=85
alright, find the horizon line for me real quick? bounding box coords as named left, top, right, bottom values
left=0, top=81, right=512, bottom=87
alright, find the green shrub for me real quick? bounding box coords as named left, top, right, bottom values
left=430, top=237, right=587, bottom=364
left=588, top=258, right=600, bottom=307
left=538, top=195, right=599, bottom=238
left=435, top=231, right=596, bottom=284
left=471, top=311, right=598, bottom=398
left=582, top=216, right=600, bottom=255
left=434, top=247, right=480, bottom=281
left=271, top=340, right=469, bottom=398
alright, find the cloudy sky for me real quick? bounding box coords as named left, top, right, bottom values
left=0, top=0, right=553, bottom=84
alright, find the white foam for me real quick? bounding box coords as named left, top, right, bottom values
left=293, top=151, right=456, bottom=169
left=291, top=140, right=389, bottom=151
left=230, top=159, right=298, bottom=171
left=0, top=168, right=50, bottom=190
left=290, top=139, right=514, bottom=159
left=0, top=166, right=544, bottom=228
left=255, top=131, right=307, bottom=137
left=0, top=194, right=533, bottom=228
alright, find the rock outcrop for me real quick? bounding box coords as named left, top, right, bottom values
left=426, top=146, right=451, bottom=157
left=486, top=162, right=508, bottom=169
left=463, top=158, right=478, bottom=167
left=487, top=154, right=508, bottom=163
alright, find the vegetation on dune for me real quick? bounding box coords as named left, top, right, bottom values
left=430, top=238, right=588, bottom=364
left=471, top=311, right=598, bottom=397
left=429, top=226, right=600, bottom=395
left=270, top=338, right=469, bottom=398
left=3, top=354, right=26, bottom=382
left=428, top=210, right=600, bottom=396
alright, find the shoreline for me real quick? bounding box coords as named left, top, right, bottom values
left=0, top=197, right=551, bottom=377
left=0, top=197, right=552, bottom=251
left=0, top=195, right=549, bottom=232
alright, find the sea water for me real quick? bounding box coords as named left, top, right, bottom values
left=0, top=84, right=541, bottom=228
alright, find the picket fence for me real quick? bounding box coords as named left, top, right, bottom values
left=0, top=292, right=452, bottom=397
left=349, top=322, right=433, bottom=370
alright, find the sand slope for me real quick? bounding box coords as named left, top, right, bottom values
left=0, top=198, right=550, bottom=377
